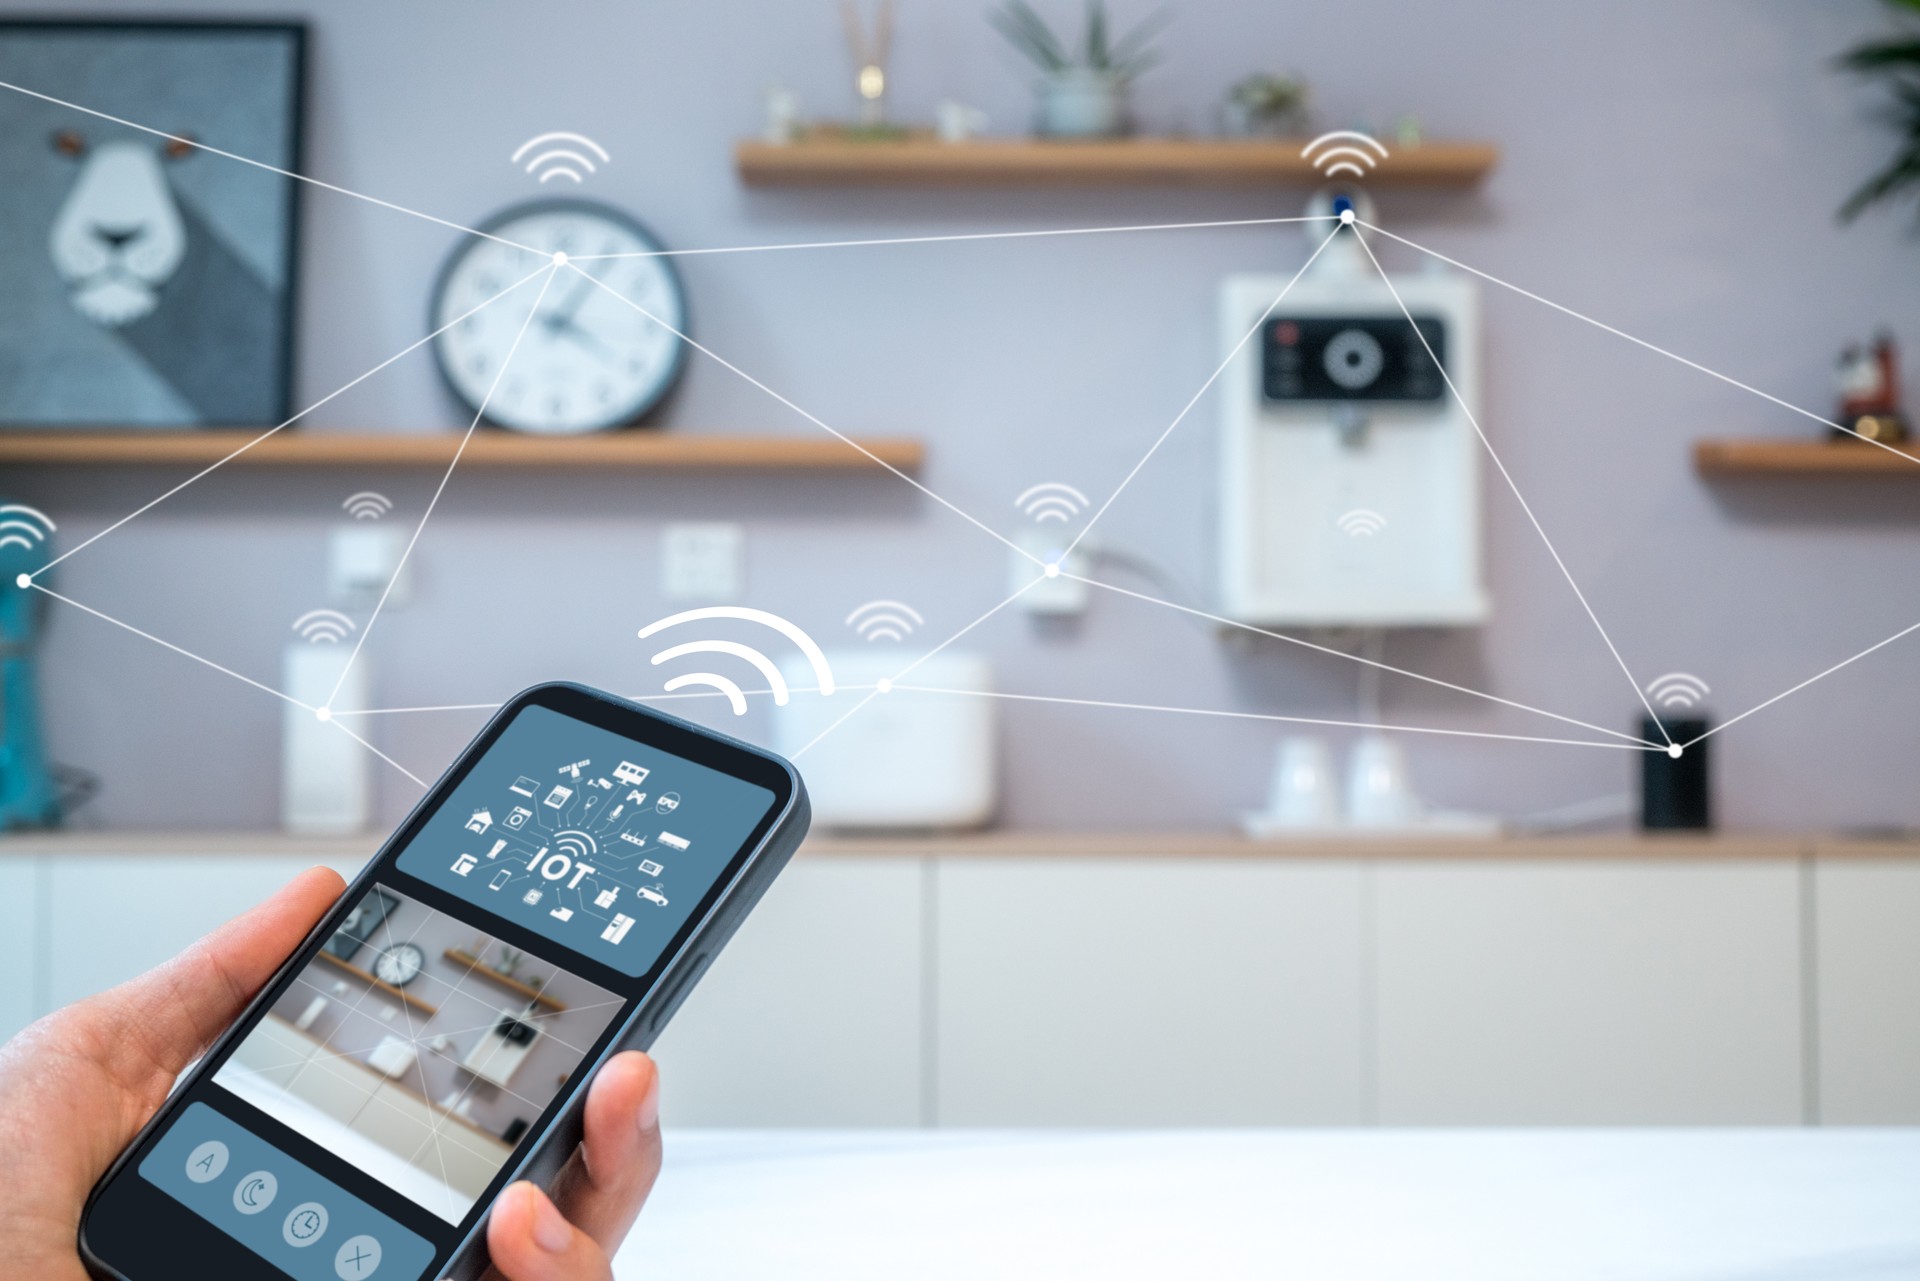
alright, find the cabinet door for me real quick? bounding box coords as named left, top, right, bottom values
left=0, top=858, right=39, bottom=1044
left=1814, top=853, right=1920, bottom=1123
left=934, top=858, right=1368, bottom=1126
left=650, top=856, right=927, bottom=1126
left=43, top=854, right=366, bottom=1014
left=1375, top=859, right=1804, bottom=1124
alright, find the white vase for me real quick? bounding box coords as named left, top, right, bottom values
left=1037, top=68, right=1128, bottom=138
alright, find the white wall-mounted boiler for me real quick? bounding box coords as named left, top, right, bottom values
left=1219, top=206, right=1488, bottom=628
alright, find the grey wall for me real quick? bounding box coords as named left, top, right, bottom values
left=14, top=0, right=1920, bottom=832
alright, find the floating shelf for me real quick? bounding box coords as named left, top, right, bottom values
left=1693, top=438, right=1920, bottom=477
left=735, top=137, right=1499, bottom=188
left=312, top=949, right=440, bottom=1016
left=0, top=430, right=924, bottom=471
left=444, top=948, right=568, bottom=1012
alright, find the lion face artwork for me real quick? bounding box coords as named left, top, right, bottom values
left=0, top=20, right=302, bottom=426
left=48, top=131, right=191, bottom=328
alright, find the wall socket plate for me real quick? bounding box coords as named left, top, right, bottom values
left=1013, top=528, right=1092, bottom=615
left=662, top=523, right=744, bottom=600
left=328, top=526, right=409, bottom=609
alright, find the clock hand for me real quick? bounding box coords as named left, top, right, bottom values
left=542, top=271, right=599, bottom=331
left=546, top=314, right=622, bottom=363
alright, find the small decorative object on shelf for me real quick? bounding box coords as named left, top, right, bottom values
left=763, top=85, right=801, bottom=144
left=1219, top=72, right=1309, bottom=138
left=936, top=99, right=990, bottom=143
left=988, top=0, right=1170, bottom=139
left=841, top=0, right=898, bottom=134
left=1834, top=330, right=1909, bottom=444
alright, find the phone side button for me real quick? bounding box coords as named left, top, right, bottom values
left=645, top=953, right=711, bottom=1036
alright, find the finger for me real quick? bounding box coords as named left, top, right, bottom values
left=545, top=1051, right=662, bottom=1250
left=485, top=1181, right=613, bottom=1281
left=82, top=865, right=345, bottom=1094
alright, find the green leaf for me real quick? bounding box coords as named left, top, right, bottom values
left=1109, top=6, right=1173, bottom=73
left=1840, top=150, right=1920, bottom=221
left=988, top=1, right=1069, bottom=70
left=1087, top=0, right=1109, bottom=69
left=1839, top=37, right=1920, bottom=71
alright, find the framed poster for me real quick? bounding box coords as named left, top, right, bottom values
left=0, top=20, right=304, bottom=427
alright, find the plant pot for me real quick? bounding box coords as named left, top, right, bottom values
left=1037, top=68, right=1129, bottom=139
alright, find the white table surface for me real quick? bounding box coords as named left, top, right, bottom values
left=619, top=1129, right=1920, bottom=1280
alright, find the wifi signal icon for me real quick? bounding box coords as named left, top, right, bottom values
left=1016, top=482, right=1089, bottom=524
left=638, top=606, right=835, bottom=716
left=1646, top=672, right=1710, bottom=710
left=846, top=600, right=923, bottom=643
left=292, top=609, right=357, bottom=645
left=0, top=504, right=56, bottom=555
left=511, top=132, right=610, bottom=184
left=342, top=491, right=392, bottom=521
left=1302, top=130, right=1389, bottom=180
left=553, top=830, right=597, bottom=862
left=1336, top=508, right=1388, bottom=537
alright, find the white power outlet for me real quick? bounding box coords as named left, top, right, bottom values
left=328, top=526, right=409, bottom=609
left=1013, top=528, right=1092, bottom=615
left=662, top=523, right=744, bottom=600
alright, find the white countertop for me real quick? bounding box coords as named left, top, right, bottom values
left=621, top=1129, right=1920, bottom=1280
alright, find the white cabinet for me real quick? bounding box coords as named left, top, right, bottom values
left=1813, top=853, right=1920, bottom=1124
left=651, top=856, right=928, bottom=1126
left=1374, top=859, right=1805, bottom=1125
left=0, top=859, right=38, bottom=1044
left=42, top=853, right=365, bottom=1014
left=934, top=858, right=1368, bottom=1126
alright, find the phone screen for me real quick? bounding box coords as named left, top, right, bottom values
left=83, top=691, right=788, bottom=1281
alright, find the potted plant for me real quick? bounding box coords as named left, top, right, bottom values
left=988, top=1, right=1170, bottom=139
left=1221, top=72, right=1310, bottom=138
left=1838, top=0, right=1920, bottom=220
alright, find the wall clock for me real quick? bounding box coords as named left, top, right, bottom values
left=430, top=199, right=689, bottom=434
left=372, top=942, right=425, bottom=988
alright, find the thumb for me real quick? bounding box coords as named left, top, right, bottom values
left=81, top=865, right=345, bottom=1094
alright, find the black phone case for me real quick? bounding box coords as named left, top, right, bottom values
left=78, top=682, right=811, bottom=1281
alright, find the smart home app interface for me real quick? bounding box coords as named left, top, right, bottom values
left=395, top=703, right=777, bottom=977
left=107, top=704, right=779, bottom=1281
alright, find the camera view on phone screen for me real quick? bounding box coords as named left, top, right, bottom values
left=84, top=695, right=786, bottom=1281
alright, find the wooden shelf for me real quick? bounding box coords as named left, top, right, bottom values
left=1693, top=437, right=1920, bottom=477
left=445, top=948, right=568, bottom=1012
left=736, top=137, right=1499, bottom=188
left=0, top=430, right=925, bottom=471
left=312, top=949, right=440, bottom=1016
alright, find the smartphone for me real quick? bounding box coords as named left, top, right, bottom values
left=79, top=682, right=809, bottom=1281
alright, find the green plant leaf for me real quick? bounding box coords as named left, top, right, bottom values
left=1838, top=37, right=1920, bottom=71
left=1840, top=150, right=1920, bottom=221
left=1087, top=0, right=1109, bottom=69
left=1109, top=6, right=1173, bottom=75
left=988, top=0, right=1069, bottom=71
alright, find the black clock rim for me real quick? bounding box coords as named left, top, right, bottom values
left=379, top=941, right=425, bottom=984
left=426, top=197, right=692, bottom=434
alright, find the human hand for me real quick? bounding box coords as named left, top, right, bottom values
left=0, top=866, right=663, bottom=1281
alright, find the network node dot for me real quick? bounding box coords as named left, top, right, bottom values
left=1339, top=208, right=1356, bottom=225
left=316, top=706, right=333, bottom=723
left=1666, top=743, right=1683, bottom=759
left=1044, top=562, right=1061, bottom=578
left=13, top=573, right=28, bottom=589
left=551, top=250, right=569, bottom=267
left=876, top=678, right=893, bottom=694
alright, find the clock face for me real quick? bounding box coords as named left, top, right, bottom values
left=373, top=942, right=425, bottom=988
left=431, top=200, right=689, bottom=434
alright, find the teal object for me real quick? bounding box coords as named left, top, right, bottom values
left=0, top=515, right=60, bottom=830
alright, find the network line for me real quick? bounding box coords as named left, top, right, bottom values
left=30, top=263, right=554, bottom=580
left=889, top=684, right=1665, bottom=753
left=327, top=685, right=867, bottom=717
left=1681, top=616, right=1920, bottom=749
left=0, top=78, right=540, bottom=255
left=791, top=575, right=1048, bottom=758
left=1352, top=229, right=1676, bottom=748
left=1062, top=222, right=1343, bottom=562
left=1067, top=572, right=1666, bottom=749
left=1357, top=219, right=1920, bottom=466
left=565, top=262, right=1047, bottom=568
left=567, top=214, right=1341, bottom=262
left=324, top=266, right=560, bottom=710
left=27, top=582, right=312, bottom=713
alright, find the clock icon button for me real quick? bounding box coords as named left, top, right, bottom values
left=283, top=1200, right=329, bottom=1248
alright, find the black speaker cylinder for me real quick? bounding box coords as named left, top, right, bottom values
left=1640, top=716, right=1711, bottom=830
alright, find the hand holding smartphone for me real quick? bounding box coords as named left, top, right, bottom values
left=79, top=683, right=810, bottom=1280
